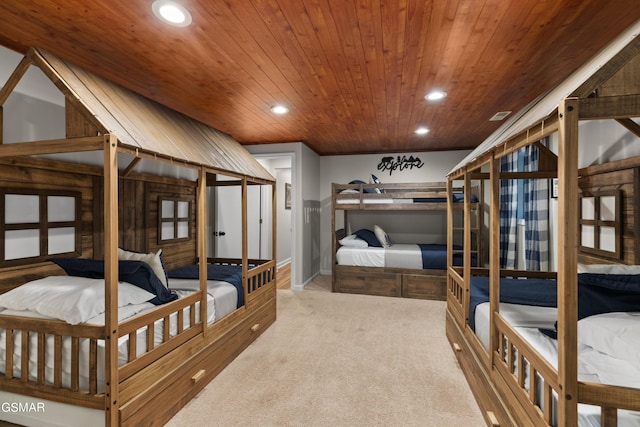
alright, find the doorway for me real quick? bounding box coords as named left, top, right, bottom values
left=252, top=154, right=295, bottom=289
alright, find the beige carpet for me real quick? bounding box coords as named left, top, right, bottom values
left=166, top=281, right=484, bottom=427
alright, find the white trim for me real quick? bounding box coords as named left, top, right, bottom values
left=277, top=258, right=291, bottom=270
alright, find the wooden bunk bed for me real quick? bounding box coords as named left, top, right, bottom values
left=331, top=181, right=482, bottom=300
left=446, top=22, right=640, bottom=427
left=0, top=48, right=277, bottom=426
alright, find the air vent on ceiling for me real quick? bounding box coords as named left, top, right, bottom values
left=489, top=111, right=512, bottom=121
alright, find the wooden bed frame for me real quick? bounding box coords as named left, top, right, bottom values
left=445, top=26, right=640, bottom=427
left=0, top=48, right=277, bottom=426
left=331, top=181, right=482, bottom=300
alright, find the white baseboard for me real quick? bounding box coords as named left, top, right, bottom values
left=277, top=258, right=291, bottom=270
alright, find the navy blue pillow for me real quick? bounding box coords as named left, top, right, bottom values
left=353, top=229, right=382, bottom=247
left=349, top=179, right=377, bottom=194
left=50, top=258, right=177, bottom=305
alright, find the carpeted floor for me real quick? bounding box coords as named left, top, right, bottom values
left=166, top=279, right=484, bottom=427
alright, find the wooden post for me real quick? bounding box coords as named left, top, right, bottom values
left=242, top=178, right=249, bottom=305
left=103, top=134, right=119, bottom=427
left=489, top=154, right=500, bottom=361
left=557, top=98, right=579, bottom=427
left=198, top=168, right=208, bottom=329
left=272, top=181, right=277, bottom=288
left=463, top=170, right=472, bottom=326
left=446, top=179, right=453, bottom=269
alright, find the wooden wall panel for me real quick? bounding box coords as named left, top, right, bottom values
left=579, top=167, right=638, bottom=264
left=0, top=158, right=199, bottom=293
left=0, top=159, right=96, bottom=292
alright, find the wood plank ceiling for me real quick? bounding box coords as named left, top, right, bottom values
left=0, top=1, right=638, bottom=156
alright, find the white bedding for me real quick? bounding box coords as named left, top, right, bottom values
left=336, top=244, right=423, bottom=268
left=474, top=303, right=640, bottom=425
left=0, top=278, right=237, bottom=393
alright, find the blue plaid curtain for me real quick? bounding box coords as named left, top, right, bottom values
left=499, top=153, right=518, bottom=268
left=523, top=144, right=550, bottom=271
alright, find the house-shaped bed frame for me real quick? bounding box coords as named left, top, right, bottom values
left=0, top=47, right=277, bottom=426
left=446, top=21, right=640, bottom=426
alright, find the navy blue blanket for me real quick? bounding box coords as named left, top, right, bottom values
left=167, top=264, right=246, bottom=308
left=468, top=273, right=640, bottom=331
left=417, top=244, right=476, bottom=270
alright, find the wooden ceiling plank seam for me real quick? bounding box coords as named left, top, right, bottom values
left=331, top=0, right=380, bottom=144
left=1, top=1, right=640, bottom=156
left=268, top=0, right=354, bottom=149
left=291, top=0, right=364, bottom=140
left=361, top=0, right=391, bottom=151
left=227, top=1, right=322, bottom=130
left=382, top=0, right=409, bottom=147
left=397, top=0, right=431, bottom=144
left=316, top=0, right=369, bottom=143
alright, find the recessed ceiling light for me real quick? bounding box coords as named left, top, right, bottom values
left=152, top=1, right=192, bottom=27
left=425, top=90, right=447, bottom=101
left=271, top=105, right=289, bottom=115
left=415, top=127, right=430, bottom=135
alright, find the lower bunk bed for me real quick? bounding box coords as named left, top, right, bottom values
left=333, top=228, right=473, bottom=300
left=0, top=257, right=276, bottom=427
left=447, top=269, right=640, bottom=426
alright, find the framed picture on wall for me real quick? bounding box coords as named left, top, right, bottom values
left=285, top=183, right=291, bottom=209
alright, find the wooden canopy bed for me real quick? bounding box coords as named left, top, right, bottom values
left=446, top=22, right=640, bottom=427
left=0, top=48, right=277, bottom=426
left=331, top=181, right=482, bottom=300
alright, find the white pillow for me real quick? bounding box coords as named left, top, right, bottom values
left=339, top=234, right=368, bottom=248
left=118, top=248, right=168, bottom=287
left=578, top=312, right=640, bottom=367
left=0, top=276, right=155, bottom=325
left=577, top=263, right=640, bottom=274
left=373, top=224, right=391, bottom=248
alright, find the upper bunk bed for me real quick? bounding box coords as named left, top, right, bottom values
left=332, top=181, right=476, bottom=210
left=0, top=47, right=277, bottom=427
left=444, top=20, right=640, bottom=427
left=331, top=180, right=482, bottom=300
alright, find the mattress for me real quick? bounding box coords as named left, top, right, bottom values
left=0, top=279, right=237, bottom=392
left=474, top=302, right=558, bottom=351
left=336, top=244, right=424, bottom=269
left=474, top=304, right=640, bottom=425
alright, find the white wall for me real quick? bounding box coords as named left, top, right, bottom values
left=319, top=150, right=472, bottom=274
left=1, top=47, right=65, bottom=143
left=256, top=157, right=292, bottom=266
left=578, top=118, right=640, bottom=167
left=246, top=142, right=321, bottom=289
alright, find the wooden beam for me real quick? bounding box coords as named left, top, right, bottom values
left=449, top=116, right=559, bottom=180
left=0, top=136, right=104, bottom=157
left=557, top=98, right=579, bottom=427
left=103, top=134, right=119, bottom=427
left=572, top=37, right=640, bottom=98
left=579, top=94, right=640, bottom=120
left=489, top=154, right=500, bottom=366
left=121, top=157, right=141, bottom=178
left=197, top=168, right=208, bottom=334
left=615, top=117, right=640, bottom=138
left=0, top=54, right=32, bottom=107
